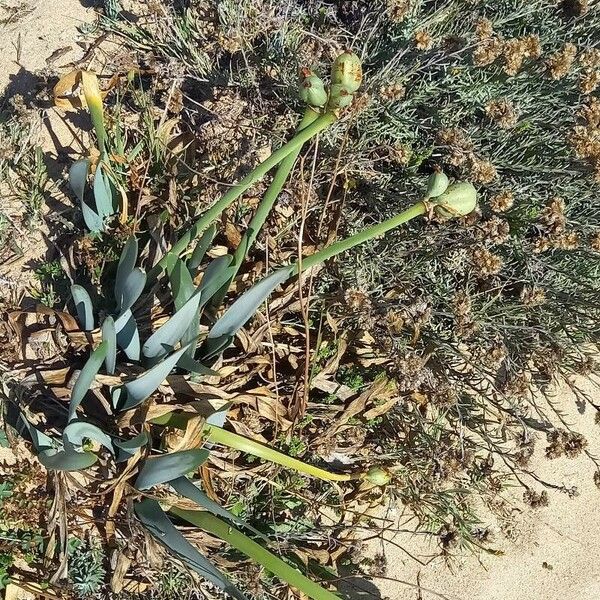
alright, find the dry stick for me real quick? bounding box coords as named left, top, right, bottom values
left=294, top=135, right=320, bottom=420
left=146, top=111, right=336, bottom=283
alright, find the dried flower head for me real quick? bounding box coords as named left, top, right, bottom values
left=478, top=216, right=510, bottom=244
left=580, top=69, right=600, bottom=94
left=379, top=82, right=406, bottom=102
left=569, top=97, right=600, bottom=180
left=520, top=286, right=546, bottom=307
left=546, top=43, right=577, bottom=79
left=539, top=197, right=567, bottom=233
left=414, top=30, right=433, bottom=51
left=485, top=98, right=519, bottom=129
left=523, top=489, right=549, bottom=508
left=389, top=143, right=412, bottom=166
left=438, top=128, right=474, bottom=166
left=469, top=156, right=498, bottom=184
left=475, top=18, right=494, bottom=40
left=503, top=35, right=542, bottom=76
left=579, top=48, right=600, bottom=69
left=345, top=288, right=372, bottom=312
left=555, top=231, right=580, bottom=250
left=546, top=429, right=588, bottom=459
left=387, top=0, right=411, bottom=23
left=452, top=289, right=478, bottom=339
left=590, top=231, right=600, bottom=251
left=471, top=247, right=504, bottom=277
left=473, top=36, right=504, bottom=67
left=489, top=190, right=514, bottom=213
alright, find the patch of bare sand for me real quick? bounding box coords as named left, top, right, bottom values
left=0, top=0, right=92, bottom=93
left=368, top=376, right=600, bottom=600
left=0, top=0, right=94, bottom=294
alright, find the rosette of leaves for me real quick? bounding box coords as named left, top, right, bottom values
left=7, top=53, right=478, bottom=600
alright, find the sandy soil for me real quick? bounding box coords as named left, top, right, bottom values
left=0, top=0, right=92, bottom=93
left=1, top=4, right=600, bottom=600
left=369, top=376, right=600, bottom=600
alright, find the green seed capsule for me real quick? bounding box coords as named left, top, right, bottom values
left=425, top=170, right=449, bottom=198
left=299, top=74, right=328, bottom=108
left=364, top=466, right=392, bottom=486
left=328, top=83, right=354, bottom=110
left=432, top=182, right=477, bottom=218
left=331, top=51, right=363, bottom=93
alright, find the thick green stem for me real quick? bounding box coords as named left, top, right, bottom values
left=291, top=200, right=427, bottom=274
left=170, top=508, right=341, bottom=600
left=211, top=108, right=320, bottom=306
left=147, top=112, right=336, bottom=283
left=203, top=424, right=352, bottom=482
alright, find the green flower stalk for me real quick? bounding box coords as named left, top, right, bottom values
left=211, top=108, right=321, bottom=307
left=292, top=182, right=477, bottom=275
left=146, top=111, right=337, bottom=283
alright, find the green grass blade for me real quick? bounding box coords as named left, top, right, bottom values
left=171, top=509, right=340, bottom=600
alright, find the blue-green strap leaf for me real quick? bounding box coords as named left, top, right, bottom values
left=135, top=449, right=209, bottom=490
left=170, top=476, right=264, bottom=539
left=68, top=341, right=108, bottom=422
left=38, top=448, right=98, bottom=471
left=63, top=421, right=114, bottom=454
left=116, top=236, right=138, bottom=308
left=203, top=267, right=291, bottom=359
left=121, top=342, right=193, bottom=410
left=115, top=309, right=140, bottom=361
left=114, top=431, right=149, bottom=463
left=71, top=284, right=95, bottom=331
left=101, top=316, right=117, bottom=374
left=142, top=293, right=202, bottom=365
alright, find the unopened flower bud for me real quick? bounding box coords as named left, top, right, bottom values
left=432, top=182, right=477, bottom=218
left=328, top=83, right=354, bottom=110
left=425, top=170, right=449, bottom=198
left=364, top=466, right=392, bottom=486
left=299, top=70, right=328, bottom=108
left=331, top=51, right=363, bottom=93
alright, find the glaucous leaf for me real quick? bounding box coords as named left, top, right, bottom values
left=121, top=342, right=192, bottom=410
left=68, top=341, right=108, bottom=422
left=71, top=284, right=95, bottom=331
left=135, top=449, right=209, bottom=490
left=135, top=499, right=248, bottom=600
left=101, top=316, right=117, bottom=374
